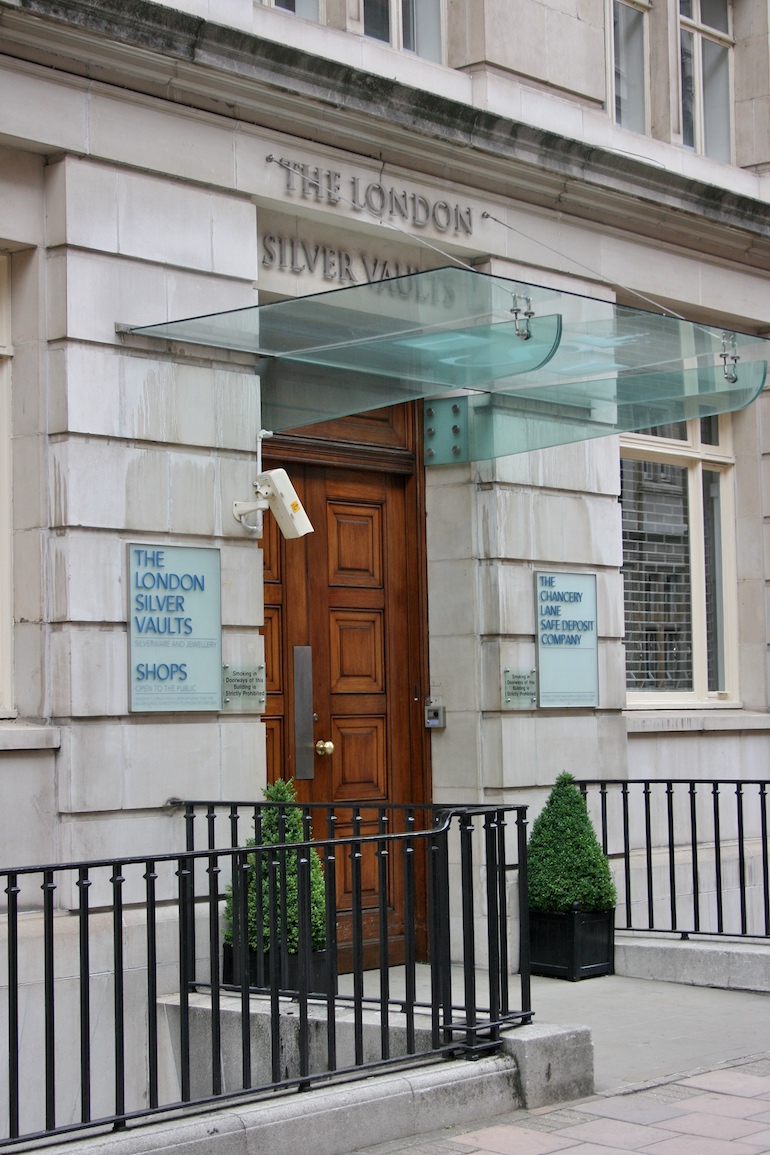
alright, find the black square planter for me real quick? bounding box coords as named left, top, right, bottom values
left=222, top=942, right=335, bottom=997
left=529, top=907, right=615, bottom=981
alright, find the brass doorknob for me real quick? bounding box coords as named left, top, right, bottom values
left=315, top=740, right=334, bottom=756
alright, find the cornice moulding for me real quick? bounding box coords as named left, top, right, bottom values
left=1, top=0, right=770, bottom=270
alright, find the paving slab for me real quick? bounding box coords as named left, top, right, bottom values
left=344, top=971, right=770, bottom=1155
left=528, top=974, right=770, bottom=1092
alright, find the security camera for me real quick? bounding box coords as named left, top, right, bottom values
left=233, top=468, right=313, bottom=539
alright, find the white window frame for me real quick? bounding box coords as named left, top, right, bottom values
left=259, top=0, right=325, bottom=23
left=362, top=0, right=445, bottom=63
left=620, top=415, right=739, bottom=708
left=0, top=256, right=13, bottom=717
left=679, top=0, right=734, bottom=161
left=609, top=0, right=651, bottom=135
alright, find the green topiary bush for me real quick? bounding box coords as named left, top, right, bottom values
left=224, top=778, right=327, bottom=953
left=528, top=772, right=617, bottom=913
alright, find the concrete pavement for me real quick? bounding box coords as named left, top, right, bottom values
left=344, top=971, right=770, bottom=1155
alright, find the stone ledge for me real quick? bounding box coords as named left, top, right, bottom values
left=625, top=710, right=770, bottom=735
left=36, top=1022, right=593, bottom=1155
left=0, top=723, right=61, bottom=750
left=615, top=934, right=770, bottom=993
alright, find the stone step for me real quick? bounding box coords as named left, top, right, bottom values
left=614, top=932, right=770, bottom=992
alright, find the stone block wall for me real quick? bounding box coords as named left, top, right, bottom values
left=1, top=139, right=269, bottom=870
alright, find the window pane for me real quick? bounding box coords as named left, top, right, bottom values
left=637, top=421, right=687, bottom=439
left=364, top=0, right=390, bottom=41
left=622, top=458, right=693, bottom=691
left=700, top=415, right=719, bottom=445
left=403, top=0, right=441, bottom=61
left=614, top=1, right=646, bottom=133
left=275, top=0, right=295, bottom=9
left=701, top=0, right=729, bottom=33
left=702, top=38, right=731, bottom=162
left=679, top=0, right=693, bottom=17
left=681, top=30, right=695, bottom=148
left=703, top=469, right=725, bottom=691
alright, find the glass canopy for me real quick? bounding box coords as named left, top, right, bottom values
left=131, top=267, right=768, bottom=460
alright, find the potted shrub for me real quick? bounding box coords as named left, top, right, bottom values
left=223, top=778, right=332, bottom=995
left=527, top=772, right=617, bottom=981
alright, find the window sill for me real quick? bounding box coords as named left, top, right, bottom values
left=0, top=723, right=61, bottom=751
left=625, top=710, right=770, bottom=734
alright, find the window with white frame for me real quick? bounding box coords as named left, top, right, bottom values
left=680, top=0, right=733, bottom=162
left=620, top=415, right=736, bottom=704
left=363, top=0, right=442, bottom=61
left=0, top=256, right=12, bottom=717
left=260, top=0, right=321, bottom=21
left=612, top=0, right=648, bottom=134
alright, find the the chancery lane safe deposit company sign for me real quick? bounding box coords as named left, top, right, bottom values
left=535, top=572, right=599, bottom=708
left=128, top=545, right=222, bottom=712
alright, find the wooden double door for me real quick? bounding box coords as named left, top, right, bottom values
left=261, top=404, right=430, bottom=963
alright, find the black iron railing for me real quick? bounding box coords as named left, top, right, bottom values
left=576, top=779, right=770, bottom=939
left=0, top=802, right=531, bottom=1147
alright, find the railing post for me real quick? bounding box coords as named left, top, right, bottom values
left=621, top=783, right=632, bottom=929
left=184, top=805, right=197, bottom=995
left=427, top=824, right=442, bottom=1052
left=459, top=812, right=477, bottom=1053
left=267, top=852, right=281, bottom=1086
left=516, top=808, right=531, bottom=1023
left=736, top=784, right=747, bottom=936
left=43, top=869, right=57, bottom=1132
left=761, top=783, right=770, bottom=938
left=176, top=855, right=193, bottom=1102
left=689, top=782, right=700, bottom=934
left=5, top=871, right=20, bottom=1139
left=350, top=808, right=365, bottom=1066
left=496, top=809, right=510, bottom=1017
left=77, top=867, right=92, bottom=1124
left=599, top=783, right=608, bottom=856
left=403, top=808, right=417, bottom=1055
left=643, top=782, right=654, bottom=929
left=111, top=863, right=126, bottom=1126
left=666, top=782, right=677, bottom=932
left=235, top=849, right=252, bottom=1090
left=253, top=807, right=266, bottom=989
left=712, top=783, right=724, bottom=934
left=431, top=812, right=453, bottom=1047
left=324, top=807, right=338, bottom=1074
left=297, top=843, right=311, bottom=1089
left=483, top=812, right=501, bottom=1045
left=207, top=846, right=222, bottom=1097
left=377, top=808, right=390, bottom=1061
left=144, top=861, right=159, bottom=1110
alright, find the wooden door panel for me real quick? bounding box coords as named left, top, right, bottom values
left=261, top=504, right=282, bottom=583
left=264, top=718, right=284, bottom=781
left=327, top=502, right=383, bottom=587
left=330, top=716, right=387, bottom=801
left=339, top=839, right=382, bottom=908
left=261, top=605, right=283, bottom=694
left=330, top=610, right=385, bottom=693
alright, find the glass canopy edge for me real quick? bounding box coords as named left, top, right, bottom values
left=128, top=266, right=770, bottom=457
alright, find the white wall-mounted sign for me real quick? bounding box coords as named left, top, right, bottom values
left=535, top=572, right=599, bottom=708
left=128, top=545, right=222, bottom=713
left=503, top=668, right=537, bottom=709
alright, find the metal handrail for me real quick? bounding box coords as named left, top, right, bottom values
left=575, top=778, right=770, bottom=940
left=1, top=801, right=531, bottom=1148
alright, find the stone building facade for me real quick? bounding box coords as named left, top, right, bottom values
left=0, top=0, right=768, bottom=939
